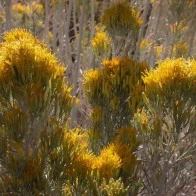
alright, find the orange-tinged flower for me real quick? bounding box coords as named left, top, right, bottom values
left=94, top=144, right=121, bottom=178
left=0, top=29, right=65, bottom=85
left=75, top=152, right=95, bottom=172
left=143, top=58, right=195, bottom=104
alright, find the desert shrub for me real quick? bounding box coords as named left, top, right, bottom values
left=84, top=57, right=148, bottom=148
left=135, top=58, right=196, bottom=195
left=0, top=28, right=74, bottom=194
left=0, top=28, right=134, bottom=196
left=102, top=1, right=141, bottom=38
left=83, top=57, right=148, bottom=194
left=0, top=28, right=195, bottom=196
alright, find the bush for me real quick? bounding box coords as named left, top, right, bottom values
left=0, top=28, right=74, bottom=194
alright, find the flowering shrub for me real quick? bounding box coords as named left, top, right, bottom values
left=0, top=28, right=195, bottom=195
left=0, top=29, right=74, bottom=194
left=135, top=58, right=196, bottom=195
left=83, top=57, right=148, bottom=194
left=84, top=57, right=148, bottom=145
left=102, top=1, right=142, bottom=38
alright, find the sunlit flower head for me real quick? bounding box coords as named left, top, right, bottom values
left=63, top=128, right=89, bottom=152
left=143, top=58, right=196, bottom=105
left=94, top=144, right=121, bottom=178
left=0, top=28, right=65, bottom=84
left=92, top=28, right=111, bottom=58
left=12, top=3, right=26, bottom=14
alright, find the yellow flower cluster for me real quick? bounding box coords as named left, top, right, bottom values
left=64, top=128, right=140, bottom=185
left=63, top=128, right=89, bottom=153
left=0, top=28, right=73, bottom=120
left=85, top=57, right=148, bottom=110
left=12, top=2, right=43, bottom=15
left=143, top=58, right=196, bottom=105
left=12, top=3, right=26, bottom=14
left=83, top=69, right=102, bottom=100
left=111, top=127, right=140, bottom=182
left=92, top=29, right=111, bottom=57
left=62, top=130, right=122, bottom=180
left=102, top=1, right=142, bottom=37
left=94, top=144, right=122, bottom=179
left=0, top=29, right=65, bottom=83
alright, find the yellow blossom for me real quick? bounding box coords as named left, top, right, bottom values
left=92, top=29, right=111, bottom=57
left=143, top=58, right=196, bottom=106
left=102, top=1, right=142, bottom=37
left=0, top=29, right=65, bottom=85
left=94, top=144, right=122, bottom=179
left=63, top=128, right=89, bottom=153
left=83, top=69, right=103, bottom=101
left=12, top=3, right=26, bottom=14
left=31, top=2, right=44, bottom=14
